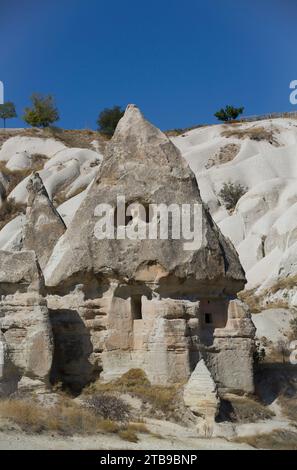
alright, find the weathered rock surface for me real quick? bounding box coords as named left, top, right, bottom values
left=45, top=105, right=246, bottom=296
left=22, top=173, right=66, bottom=270
left=0, top=250, right=43, bottom=291
left=172, top=118, right=297, bottom=296
left=205, top=300, right=256, bottom=394
left=0, top=251, right=53, bottom=396
left=0, top=106, right=255, bottom=428
left=183, top=359, right=219, bottom=436
left=42, top=106, right=254, bottom=399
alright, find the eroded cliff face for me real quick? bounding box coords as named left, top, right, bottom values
left=22, top=173, right=66, bottom=270
left=0, top=106, right=255, bottom=429
left=0, top=251, right=53, bottom=396
left=40, top=106, right=254, bottom=398
left=44, top=105, right=246, bottom=295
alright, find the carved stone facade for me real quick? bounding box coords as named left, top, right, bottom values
left=0, top=106, right=256, bottom=409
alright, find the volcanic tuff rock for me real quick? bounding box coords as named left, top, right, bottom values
left=0, top=107, right=255, bottom=436
left=183, top=359, right=219, bottom=436
left=44, top=104, right=246, bottom=295
left=0, top=251, right=53, bottom=396
left=22, top=172, right=66, bottom=270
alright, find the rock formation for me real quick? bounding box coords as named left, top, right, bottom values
left=22, top=172, right=66, bottom=270
left=44, top=104, right=245, bottom=289
left=183, top=359, right=219, bottom=436
left=0, top=106, right=256, bottom=435
left=0, top=251, right=53, bottom=396
left=43, top=105, right=255, bottom=395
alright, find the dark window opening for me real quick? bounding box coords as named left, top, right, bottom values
left=131, top=296, right=142, bottom=320
left=205, top=313, right=212, bottom=324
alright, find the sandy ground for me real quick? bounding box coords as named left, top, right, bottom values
left=0, top=418, right=252, bottom=450
left=0, top=431, right=252, bottom=450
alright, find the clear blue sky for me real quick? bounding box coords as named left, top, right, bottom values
left=1, top=0, right=297, bottom=129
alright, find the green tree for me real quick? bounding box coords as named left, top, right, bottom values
left=23, top=93, right=59, bottom=128
left=214, top=105, right=244, bottom=122
left=0, top=102, right=17, bottom=129
left=97, top=105, right=124, bottom=136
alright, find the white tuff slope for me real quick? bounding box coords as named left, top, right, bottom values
left=172, top=118, right=297, bottom=299
left=0, top=118, right=297, bottom=303
left=0, top=135, right=103, bottom=247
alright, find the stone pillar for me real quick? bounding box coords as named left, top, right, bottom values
left=183, top=359, right=219, bottom=437
left=0, top=250, right=53, bottom=396
left=206, top=299, right=256, bottom=394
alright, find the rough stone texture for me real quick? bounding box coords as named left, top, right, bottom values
left=0, top=250, right=43, bottom=292
left=42, top=106, right=254, bottom=402
left=46, top=282, right=109, bottom=391
left=183, top=359, right=219, bottom=436
left=0, top=106, right=255, bottom=431
left=101, top=295, right=198, bottom=384
left=0, top=171, right=9, bottom=202
left=0, top=251, right=53, bottom=396
left=205, top=300, right=256, bottom=394
left=22, top=172, right=66, bottom=270
left=44, top=104, right=246, bottom=294
left=205, top=143, right=240, bottom=169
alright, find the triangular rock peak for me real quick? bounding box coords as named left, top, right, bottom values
left=22, top=172, right=66, bottom=270
left=0, top=105, right=255, bottom=396
left=183, top=359, right=219, bottom=436
left=45, top=104, right=245, bottom=297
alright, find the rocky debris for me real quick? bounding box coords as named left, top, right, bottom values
left=205, top=143, right=240, bottom=169
left=0, top=251, right=53, bottom=396
left=183, top=359, right=219, bottom=436
left=22, top=173, right=66, bottom=270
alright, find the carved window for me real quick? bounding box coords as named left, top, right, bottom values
left=205, top=313, right=212, bottom=324
left=131, top=295, right=142, bottom=320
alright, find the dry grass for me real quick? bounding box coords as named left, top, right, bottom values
left=127, top=422, right=149, bottom=433
left=233, top=430, right=297, bottom=449
left=30, top=153, right=48, bottom=171
left=0, top=198, right=26, bottom=231
left=118, top=428, right=138, bottom=443
left=0, top=398, right=103, bottom=434
left=0, top=127, right=107, bottom=154
left=206, top=143, right=240, bottom=169
left=238, top=288, right=290, bottom=314
left=0, top=398, right=45, bottom=432
left=53, top=185, right=87, bottom=207
left=270, top=275, right=297, bottom=294
left=84, top=369, right=181, bottom=417
left=84, top=393, right=131, bottom=421
left=220, top=395, right=274, bottom=423
left=221, top=126, right=280, bottom=146
left=278, top=396, right=297, bottom=423
left=0, top=398, right=150, bottom=441
left=238, top=289, right=262, bottom=313
left=20, top=127, right=108, bottom=151
left=0, top=162, right=32, bottom=194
